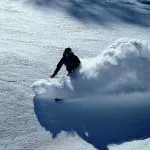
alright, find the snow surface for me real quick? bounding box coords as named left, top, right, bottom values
left=0, top=0, right=150, bottom=150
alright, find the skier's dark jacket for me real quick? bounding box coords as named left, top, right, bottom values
left=52, top=53, right=81, bottom=77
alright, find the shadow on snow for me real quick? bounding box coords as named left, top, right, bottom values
left=33, top=94, right=150, bottom=150
left=29, top=0, right=150, bottom=26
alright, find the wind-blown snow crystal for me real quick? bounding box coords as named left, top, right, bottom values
left=31, top=38, right=150, bottom=99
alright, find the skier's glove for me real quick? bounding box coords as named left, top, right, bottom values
left=51, top=74, right=55, bottom=78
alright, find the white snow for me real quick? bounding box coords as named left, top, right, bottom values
left=0, top=0, right=150, bottom=150
left=108, top=138, right=150, bottom=150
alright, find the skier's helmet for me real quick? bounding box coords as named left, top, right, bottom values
left=63, top=48, right=73, bottom=57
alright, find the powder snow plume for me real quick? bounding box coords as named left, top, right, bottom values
left=31, top=38, right=150, bottom=99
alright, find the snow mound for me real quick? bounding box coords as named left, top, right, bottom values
left=31, top=38, right=150, bottom=99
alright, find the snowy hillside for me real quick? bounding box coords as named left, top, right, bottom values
left=0, top=0, right=150, bottom=150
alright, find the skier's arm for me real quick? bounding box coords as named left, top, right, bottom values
left=51, top=58, right=64, bottom=78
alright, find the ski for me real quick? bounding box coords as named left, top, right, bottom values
left=54, top=98, right=64, bottom=102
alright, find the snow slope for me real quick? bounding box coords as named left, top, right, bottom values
left=0, top=0, right=150, bottom=150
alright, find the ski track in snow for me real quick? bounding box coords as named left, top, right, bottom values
left=0, top=0, right=150, bottom=150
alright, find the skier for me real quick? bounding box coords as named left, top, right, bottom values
left=51, top=48, right=81, bottom=78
